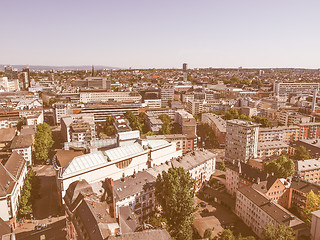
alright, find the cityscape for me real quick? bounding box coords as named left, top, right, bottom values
left=1, top=1, right=320, bottom=240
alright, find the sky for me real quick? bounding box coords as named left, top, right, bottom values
left=1, top=0, right=320, bottom=69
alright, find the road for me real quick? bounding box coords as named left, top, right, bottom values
left=16, top=219, right=66, bottom=240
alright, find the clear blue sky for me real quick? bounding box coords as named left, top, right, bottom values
left=1, top=0, right=320, bottom=69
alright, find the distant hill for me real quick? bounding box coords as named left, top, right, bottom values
left=0, top=64, right=120, bottom=71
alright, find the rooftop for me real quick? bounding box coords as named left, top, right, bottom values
left=227, top=119, right=260, bottom=127
left=0, top=128, right=16, bottom=142
left=257, top=141, right=288, bottom=150
left=10, top=134, right=33, bottom=149
left=297, top=159, right=320, bottom=172
left=104, top=143, right=145, bottom=162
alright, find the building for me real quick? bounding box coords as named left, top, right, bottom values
left=61, top=114, right=96, bottom=143
left=279, top=111, right=311, bottom=126
left=54, top=139, right=182, bottom=202
left=226, top=161, right=267, bottom=196
left=258, top=126, right=299, bottom=144
left=144, top=99, right=161, bottom=109
left=145, top=115, right=162, bottom=134
left=10, top=134, right=33, bottom=166
left=257, top=141, right=289, bottom=158
left=186, top=99, right=204, bottom=116
left=160, top=85, right=174, bottom=107
left=145, top=134, right=193, bottom=152
left=175, top=110, right=197, bottom=150
left=289, top=139, right=320, bottom=158
left=201, top=113, right=226, bottom=146
left=296, top=159, right=320, bottom=184
left=0, top=152, right=27, bottom=227
left=274, top=82, right=320, bottom=97
left=225, top=119, right=259, bottom=163
left=0, top=217, right=16, bottom=240
left=53, top=103, right=70, bottom=125
left=298, top=122, right=320, bottom=139
left=236, top=185, right=306, bottom=239
left=80, top=90, right=141, bottom=104
left=311, top=210, right=320, bottom=240
left=113, top=115, right=131, bottom=133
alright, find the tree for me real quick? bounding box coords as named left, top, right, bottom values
left=261, top=223, right=295, bottom=240
left=159, top=114, right=172, bottom=135
left=219, top=160, right=226, bottom=171
left=34, top=123, right=54, bottom=164
left=304, top=190, right=320, bottom=224
left=219, top=229, right=235, bottom=240
left=204, top=228, right=213, bottom=240
left=155, top=168, right=196, bottom=240
left=264, top=155, right=295, bottom=178
left=293, top=146, right=310, bottom=160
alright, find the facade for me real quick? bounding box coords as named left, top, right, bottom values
left=80, top=91, right=142, bottom=104
left=257, top=141, right=289, bottom=158
left=298, top=122, right=320, bottom=139
left=10, top=134, right=33, bottom=166
left=186, top=99, right=204, bottom=116
left=274, top=82, right=320, bottom=97
left=225, top=119, right=259, bottom=163
left=53, top=103, right=70, bottom=125
left=144, top=99, right=161, bottom=109
left=160, top=85, right=174, bottom=107
left=296, top=159, right=320, bottom=184
left=258, top=126, right=299, bottom=144
left=236, top=186, right=306, bottom=239
left=279, top=111, right=311, bottom=126
left=201, top=113, right=226, bottom=146
left=0, top=152, right=27, bottom=227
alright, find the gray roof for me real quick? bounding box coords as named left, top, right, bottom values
left=4, top=152, right=26, bottom=180
left=0, top=128, right=16, bottom=142
left=11, top=134, right=33, bottom=149
left=171, top=150, right=215, bottom=171
left=113, top=171, right=156, bottom=201
left=104, top=143, right=145, bottom=162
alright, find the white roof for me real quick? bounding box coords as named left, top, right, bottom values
left=104, top=143, right=145, bottom=161
left=62, top=151, right=107, bottom=178
left=147, top=139, right=169, bottom=149
left=297, top=159, right=320, bottom=172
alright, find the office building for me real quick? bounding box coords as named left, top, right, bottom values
left=274, top=82, right=320, bottom=97
left=160, top=85, right=174, bottom=107
left=80, top=90, right=141, bottom=104
left=187, top=99, right=204, bottom=116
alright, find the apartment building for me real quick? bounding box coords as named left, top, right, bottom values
left=225, top=119, right=259, bottom=163
left=145, top=134, right=193, bottom=152
left=274, top=82, right=319, bottom=97
left=80, top=90, right=142, bottom=104
left=201, top=113, right=226, bottom=146
left=258, top=126, right=299, bottom=144
left=145, top=115, right=162, bottom=134
left=257, top=141, right=289, bottom=158
left=175, top=110, right=197, bottom=149
left=296, top=159, right=320, bottom=184
left=298, top=122, right=320, bottom=139
left=236, top=186, right=306, bottom=239
left=279, top=111, right=311, bottom=126
left=53, top=103, right=70, bottom=125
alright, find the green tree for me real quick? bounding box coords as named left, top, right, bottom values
left=219, top=160, right=226, bottom=171
left=219, top=229, right=235, bottom=240
left=261, top=223, right=295, bottom=240
left=264, top=155, right=295, bottom=178
left=155, top=168, right=196, bottom=240
left=204, top=228, right=213, bottom=240
left=293, top=146, right=310, bottom=160
left=148, top=211, right=167, bottom=229
left=34, top=123, right=54, bottom=164
left=159, top=114, right=172, bottom=135
left=304, top=190, right=320, bottom=225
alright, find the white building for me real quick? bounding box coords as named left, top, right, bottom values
left=80, top=91, right=142, bottom=104
left=54, top=139, right=182, bottom=202
left=53, top=103, right=70, bottom=125
left=275, top=82, right=320, bottom=97
left=144, top=99, right=161, bottom=109
left=0, top=152, right=27, bottom=227
left=10, top=135, right=33, bottom=166
left=160, top=85, right=174, bottom=107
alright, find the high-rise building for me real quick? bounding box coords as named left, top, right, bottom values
left=183, top=63, right=187, bottom=72
left=160, top=85, right=174, bottom=107
left=186, top=99, right=204, bottom=116
left=225, top=119, right=259, bottom=163
left=21, top=67, right=30, bottom=90
left=182, top=63, right=187, bottom=81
